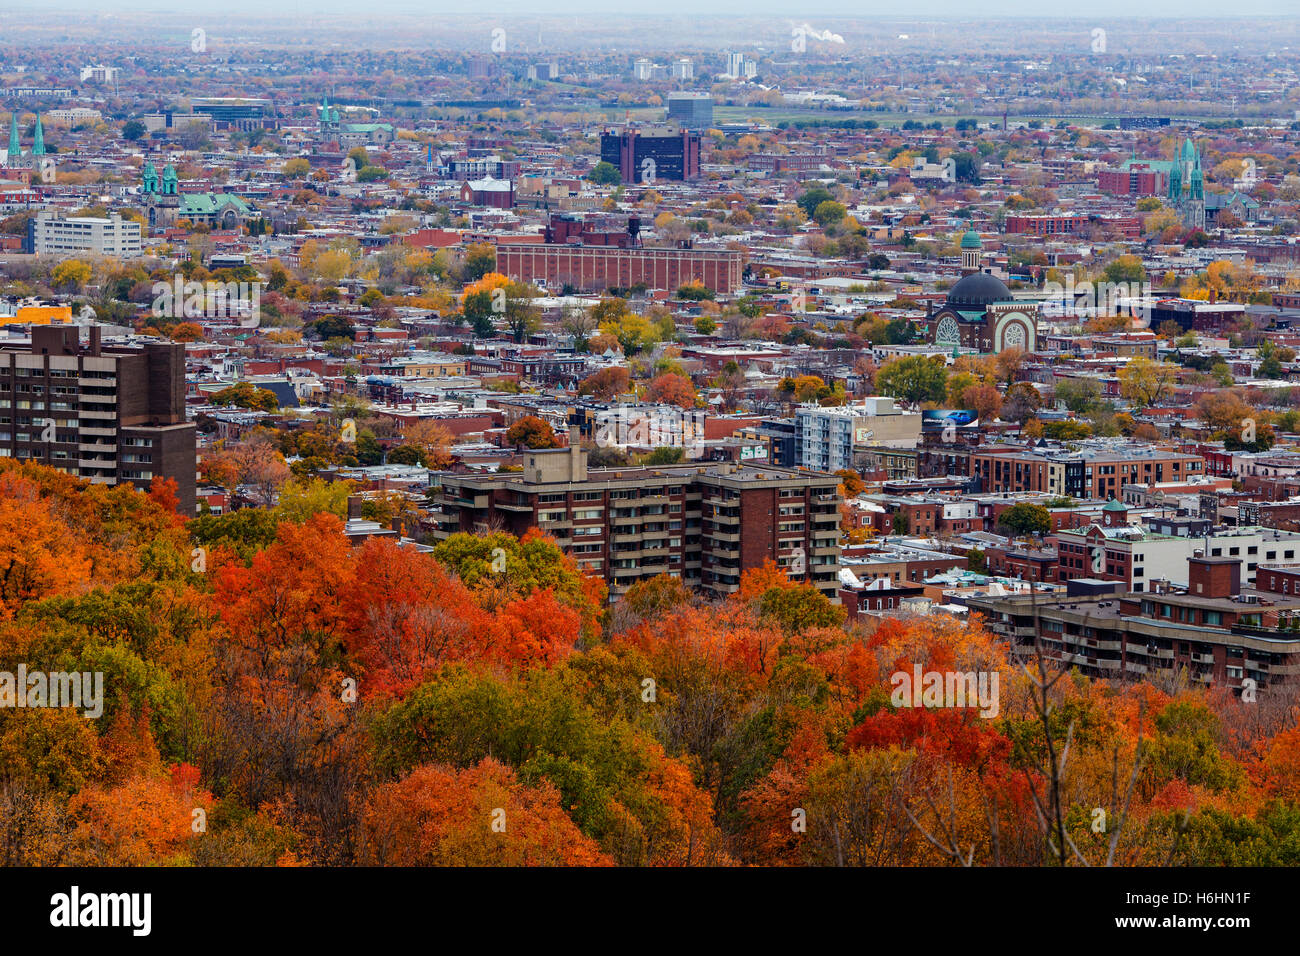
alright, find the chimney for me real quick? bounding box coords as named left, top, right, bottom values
left=567, top=428, right=586, bottom=482
left=89, top=324, right=101, bottom=356
left=1188, top=556, right=1240, bottom=599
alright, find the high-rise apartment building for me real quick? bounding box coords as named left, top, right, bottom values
left=433, top=446, right=842, bottom=602
left=0, top=325, right=196, bottom=512
left=724, top=52, right=757, bottom=78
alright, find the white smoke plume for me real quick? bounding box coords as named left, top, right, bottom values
left=796, top=24, right=845, bottom=44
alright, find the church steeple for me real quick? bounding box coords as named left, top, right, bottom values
left=1167, top=144, right=1183, bottom=201
left=6, top=113, right=18, bottom=166
left=31, top=113, right=43, bottom=156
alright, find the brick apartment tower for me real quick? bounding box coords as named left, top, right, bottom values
left=0, top=325, right=196, bottom=512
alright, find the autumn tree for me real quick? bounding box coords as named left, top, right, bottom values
left=1118, top=358, right=1179, bottom=409
left=578, top=366, right=632, bottom=400
left=645, top=372, right=697, bottom=409
left=506, top=416, right=559, bottom=449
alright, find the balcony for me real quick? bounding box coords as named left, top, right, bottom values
left=493, top=499, right=532, bottom=512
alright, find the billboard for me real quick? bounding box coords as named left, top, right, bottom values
left=922, top=409, right=979, bottom=431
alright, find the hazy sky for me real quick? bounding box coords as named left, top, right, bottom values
left=13, top=0, right=1300, bottom=15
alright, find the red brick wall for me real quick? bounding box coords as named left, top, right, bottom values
left=498, top=244, right=742, bottom=294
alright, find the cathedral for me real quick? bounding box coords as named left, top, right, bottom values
left=924, top=230, right=1038, bottom=354
left=317, top=98, right=395, bottom=149
left=141, top=160, right=255, bottom=232
left=1168, top=137, right=1206, bottom=231
left=5, top=111, right=54, bottom=183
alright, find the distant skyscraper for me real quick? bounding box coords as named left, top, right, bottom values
left=79, top=64, right=119, bottom=83
left=725, top=52, right=745, bottom=78
left=671, top=59, right=694, bottom=80
left=633, top=58, right=655, bottom=81
left=667, top=93, right=713, bottom=130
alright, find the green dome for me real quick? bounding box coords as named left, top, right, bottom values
left=960, top=229, right=982, bottom=249
left=1102, top=498, right=1128, bottom=511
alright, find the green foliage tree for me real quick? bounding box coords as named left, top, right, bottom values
left=874, top=356, right=948, bottom=407
left=588, top=161, right=621, bottom=186
left=998, top=503, right=1051, bottom=537
left=796, top=186, right=834, bottom=219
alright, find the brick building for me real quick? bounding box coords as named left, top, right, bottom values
left=497, top=242, right=742, bottom=294
left=968, top=558, right=1300, bottom=693
left=599, top=125, right=700, bottom=183
left=1004, top=214, right=1141, bottom=240
left=1097, top=160, right=1172, bottom=197
left=0, top=325, right=196, bottom=511
left=432, top=446, right=842, bottom=601
left=970, top=444, right=1205, bottom=499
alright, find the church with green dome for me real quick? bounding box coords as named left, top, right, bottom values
left=141, top=159, right=256, bottom=232
left=924, top=230, right=1039, bottom=354
left=317, top=97, right=395, bottom=149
